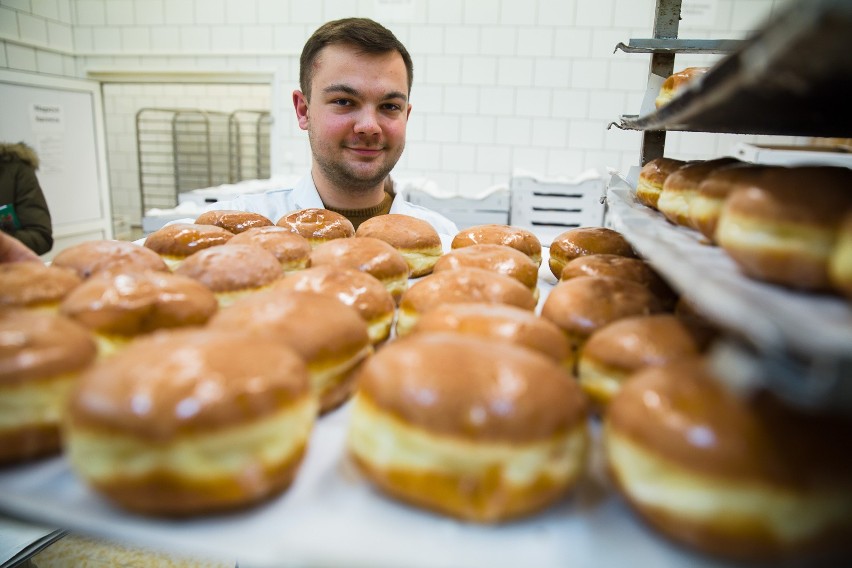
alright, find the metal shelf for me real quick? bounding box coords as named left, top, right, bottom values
left=613, top=38, right=744, bottom=55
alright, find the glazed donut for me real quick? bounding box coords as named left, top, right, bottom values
left=409, top=302, right=570, bottom=367
left=64, top=328, right=316, bottom=517
left=210, top=290, right=372, bottom=414
left=396, top=267, right=537, bottom=337
left=355, top=214, right=443, bottom=277
left=226, top=226, right=312, bottom=273
left=548, top=227, right=637, bottom=280
left=276, top=208, right=355, bottom=248
left=829, top=209, right=852, bottom=298
left=577, top=314, right=699, bottom=407
left=433, top=243, right=540, bottom=299
left=560, top=254, right=677, bottom=310
left=194, top=209, right=273, bottom=234
left=605, top=358, right=852, bottom=561
left=59, top=270, right=218, bottom=356
left=0, top=308, right=97, bottom=465
left=689, top=164, right=774, bottom=243
left=143, top=223, right=233, bottom=269
left=452, top=224, right=542, bottom=266
left=657, top=157, right=740, bottom=228
left=540, top=276, right=663, bottom=370
left=347, top=333, right=589, bottom=523
left=0, top=262, right=81, bottom=311
left=271, top=265, right=395, bottom=345
left=636, top=157, right=687, bottom=210
left=51, top=240, right=168, bottom=279
left=174, top=244, right=282, bottom=307
left=715, top=166, right=852, bottom=291
left=654, top=67, right=709, bottom=109
left=309, top=236, right=410, bottom=302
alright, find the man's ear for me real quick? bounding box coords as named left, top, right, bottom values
left=293, top=90, right=309, bottom=131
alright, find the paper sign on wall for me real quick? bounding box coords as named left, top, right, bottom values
left=30, top=103, right=65, bottom=133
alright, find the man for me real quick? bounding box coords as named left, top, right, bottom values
left=210, top=18, right=457, bottom=235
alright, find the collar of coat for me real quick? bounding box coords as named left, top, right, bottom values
left=0, top=142, right=39, bottom=169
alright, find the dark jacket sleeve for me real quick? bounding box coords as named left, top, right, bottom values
left=3, top=163, right=53, bottom=255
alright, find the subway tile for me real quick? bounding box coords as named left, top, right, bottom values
left=478, top=86, right=515, bottom=117
left=441, top=144, right=476, bottom=172
left=512, top=146, right=548, bottom=175
left=47, top=21, right=73, bottom=51
left=584, top=149, right=622, bottom=171
left=74, top=0, right=105, bottom=26
left=426, top=0, right=462, bottom=25
left=410, top=84, right=443, bottom=113
left=587, top=90, right=624, bottom=120
left=423, top=55, right=460, bottom=85
left=441, top=85, right=479, bottom=114
left=6, top=43, right=37, bottom=71
left=532, top=117, right=568, bottom=147
left=576, top=0, right=613, bottom=26
left=242, top=25, right=273, bottom=52
left=18, top=14, right=48, bottom=44
left=457, top=173, right=497, bottom=195
left=135, top=1, right=164, bottom=26
left=591, top=29, right=624, bottom=58
left=607, top=59, right=647, bottom=91
left=517, top=27, right=553, bottom=57
left=602, top=127, right=641, bottom=152
left=533, top=58, right=571, bottom=88
left=164, top=0, right=194, bottom=25
left=273, top=24, right=308, bottom=53
left=424, top=114, right=460, bottom=143
left=210, top=25, right=241, bottom=52
left=567, top=119, right=605, bottom=150
left=180, top=27, right=211, bottom=51
left=460, top=115, right=496, bottom=145
left=106, top=0, right=133, bottom=25
left=496, top=57, right=534, bottom=87
left=195, top=0, right=225, bottom=25
left=570, top=59, right=607, bottom=89
left=288, top=1, right=321, bottom=24
left=92, top=26, right=120, bottom=52
left=2, top=0, right=29, bottom=11
left=31, top=0, right=59, bottom=21
left=479, top=26, right=516, bottom=56
left=730, top=0, right=776, bottom=33
left=258, top=0, right=289, bottom=22
left=61, top=53, right=75, bottom=75
left=405, top=141, right=442, bottom=170
left=538, top=0, right=576, bottom=27
left=554, top=28, right=591, bottom=58
left=409, top=25, right=445, bottom=55
left=460, top=55, right=496, bottom=86
left=58, top=0, right=71, bottom=23
left=463, top=0, right=499, bottom=25
left=225, top=0, right=257, bottom=25
left=0, top=7, right=17, bottom=38
left=476, top=145, right=512, bottom=174
left=150, top=27, right=179, bottom=51
left=324, top=0, right=361, bottom=21
left=493, top=117, right=531, bottom=146
left=612, top=0, right=654, bottom=29
left=36, top=49, right=63, bottom=74
left=500, top=2, right=535, bottom=26
left=545, top=148, right=586, bottom=177
left=443, top=26, right=479, bottom=55
left=514, top=87, right=552, bottom=118
left=122, top=27, right=150, bottom=51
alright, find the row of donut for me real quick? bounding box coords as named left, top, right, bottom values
left=637, top=157, right=852, bottom=297
left=3, top=218, right=851, bottom=563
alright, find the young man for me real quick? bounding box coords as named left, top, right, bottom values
left=210, top=18, right=457, bottom=235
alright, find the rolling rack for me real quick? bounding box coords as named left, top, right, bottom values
left=607, top=0, right=852, bottom=412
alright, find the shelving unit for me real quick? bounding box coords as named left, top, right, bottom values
left=607, top=0, right=852, bottom=411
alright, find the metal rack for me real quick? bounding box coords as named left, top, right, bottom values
left=607, top=0, right=852, bottom=412
left=136, top=108, right=272, bottom=218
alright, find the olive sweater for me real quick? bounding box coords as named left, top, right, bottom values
left=0, top=142, right=53, bottom=255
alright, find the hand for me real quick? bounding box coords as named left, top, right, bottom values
left=0, top=232, right=41, bottom=263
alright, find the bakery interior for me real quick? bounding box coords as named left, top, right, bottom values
left=2, top=0, right=852, bottom=566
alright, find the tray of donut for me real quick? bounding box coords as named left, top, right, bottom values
left=2, top=206, right=850, bottom=568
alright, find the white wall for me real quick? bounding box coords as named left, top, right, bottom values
left=2, top=0, right=797, bottom=218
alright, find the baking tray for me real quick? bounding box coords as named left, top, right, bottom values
left=610, top=0, right=852, bottom=137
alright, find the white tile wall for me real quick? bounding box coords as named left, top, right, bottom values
left=1, top=0, right=797, bottom=217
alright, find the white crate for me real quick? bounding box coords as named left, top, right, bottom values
left=405, top=189, right=510, bottom=230
left=509, top=174, right=606, bottom=244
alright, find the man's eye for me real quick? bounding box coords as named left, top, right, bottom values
left=332, top=99, right=352, bottom=106
left=382, top=103, right=402, bottom=112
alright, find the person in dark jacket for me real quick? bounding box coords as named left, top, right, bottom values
left=0, top=142, right=53, bottom=255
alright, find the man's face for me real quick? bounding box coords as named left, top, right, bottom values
left=295, top=44, right=412, bottom=194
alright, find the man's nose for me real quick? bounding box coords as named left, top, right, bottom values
left=354, top=108, right=381, bottom=136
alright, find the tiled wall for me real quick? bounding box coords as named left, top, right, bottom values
left=2, top=0, right=796, bottom=225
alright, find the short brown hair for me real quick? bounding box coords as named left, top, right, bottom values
left=299, top=18, right=414, bottom=101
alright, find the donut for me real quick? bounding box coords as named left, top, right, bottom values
left=226, top=226, right=311, bottom=273
left=59, top=271, right=218, bottom=356
left=656, top=157, right=740, bottom=228
left=829, top=209, right=852, bottom=298
left=0, top=262, right=81, bottom=311
left=559, top=254, right=677, bottom=310
left=636, top=157, right=687, bottom=210
left=433, top=243, right=540, bottom=299
left=452, top=224, right=542, bottom=266
left=194, top=209, right=273, bottom=234
left=347, top=333, right=589, bottom=522
left=174, top=244, right=282, bottom=307
left=715, top=166, right=852, bottom=291
left=548, top=227, right=637, bottom=280
left=355, top=214, right=443, bottom=277
left=0, top=308, right=97, bottom=465
left=64, top=328, right=316, bottom=517
left=143, top=223, right=234, bottom=269
left=689, top=164, right=774, bottom=243
left=271, top=266, right=395, bottom=345
left=577, top=314, right=699, bottom=407
left=276, top=208, right=355, bottom=248
left=210, top=290, right=372, bottom=414
left=654, top=67, right=709, bottom=109
left=605, top=358, right=852, bottom=561
left=396, top=267, right=537, bottom=337
left=540, top=276, right=663, bottom=370
left=408, top=302, right=570, bottom=367
left=309, top=236, right=410, bottom=302
left=51, top=240, right=168, bottom=279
